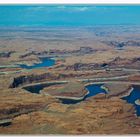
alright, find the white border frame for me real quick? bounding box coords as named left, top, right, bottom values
left=0, top=0, right=140, bottom=4
left=0, top=0, right=140, bottom=139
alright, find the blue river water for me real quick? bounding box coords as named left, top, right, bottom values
left=23, top=82, right=63, bottom=94
left=122, top=85, right=140, bottom=116
left=23, top=81, right=140, bottom=116
left=61, top=84, right=140, bottom=116
left=23, top=83, right=107, bottom=104
left=20, top=57, right=55, bottom=69
left=60, top=84, right=107, bottom=104
left=23, top=83, right=52, bottom=94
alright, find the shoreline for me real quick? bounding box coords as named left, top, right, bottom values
left=43, top=83, right=107, bottom=101
left=22, top=80, right=139, bottom=101
left=43, top=88, right=89, bottom=101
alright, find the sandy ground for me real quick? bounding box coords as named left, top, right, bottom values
left=0, top=26, right=140, bottom=134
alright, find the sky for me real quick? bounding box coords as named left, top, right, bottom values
left=0, top=5, right=140, bottom=26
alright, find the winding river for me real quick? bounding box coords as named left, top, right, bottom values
left=23, top=82, right=65, bottom=94
left=23, top=81, right=140, bottom=116
left=60, top=84, right=107, bottom=104
left=23, top=83, right=107, bottom=104
left=122, top=85, right=140, bottom=116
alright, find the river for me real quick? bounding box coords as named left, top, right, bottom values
left=19, top=57, right=55, bottom=69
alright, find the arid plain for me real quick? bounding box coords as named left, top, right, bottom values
left=0, top=25, right=140, bottom=134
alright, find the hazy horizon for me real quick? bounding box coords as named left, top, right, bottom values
left=0, top=5, right=140, bottom=27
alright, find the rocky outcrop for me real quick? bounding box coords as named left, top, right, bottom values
left=65, top=57, right=140, bottom=71
left=107, top=57, right=132, bottom=67
left=41, top=82, right=87, bottom=100
left=103, top=40, right=140, bottom=48
left=0, top=119, right=12, bottom=127
left=66, top=63, right=101, bottom=71
left=19, top=51, right=37, bottom=58
left=104, top=83, right=132, bottom=99
left=9, top=73, right=57, bottom=88
left=0, top=51, right=15, bottom=58
left=19, top=47, right=95, bottom=59
left=0, top=89, right=59, bottom=121
left=0, top=95, right=139, bottom=134
left=9, top=72, right=99, bottom=88
left=132, top=57, right=140, bottom=63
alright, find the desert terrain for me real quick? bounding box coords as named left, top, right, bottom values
left=0, top=25, right=140, bottom=134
